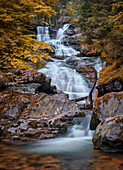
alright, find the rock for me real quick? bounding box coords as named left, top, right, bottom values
left=76, top=65, right=97, bottom=83
left=90, top=91, right=123, bottom=130
left=92, top=115, right=123, bottom=152
left=97, top=78, right=123, bottom=97
left=5, top=69, right=57, bottom=94
left=0, top=93, right=28, bottom=119
left=0, top=77, right=6, bottom=91
left=22, top=90, right=84, bottom=117
left=57, top=16, right=71, bottom=25
left=53, top=55, right=65, bottom=60
left=0, top=88, right=84, bottom=142
left=38, top=21, right=49, bottom=26
left=79, top=44, right=97, bottom=56
left=49, top=25, right=59, bottom=39
left=65, top=27, right=75, bottom=36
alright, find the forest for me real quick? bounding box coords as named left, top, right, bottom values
left=0, top=0, right=123, bottom=169
left=0, top=0, right=122, bottom=70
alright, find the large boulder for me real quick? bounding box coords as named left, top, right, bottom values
left=9, top=69, right=56, bottom=94
left=21, top=91, right=84, bottom=117
left=0, top=68, right=84, bottom=143
left=92, top=115, right=123, bottom=152
left=90, top=91, right=123, bottom=130
left=97, top=59, right=123, bottom=97
left=0, top=91, right=84, bottom=142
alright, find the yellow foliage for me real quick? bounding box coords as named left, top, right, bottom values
left=0, top=0, right=55, bottom=71
left=98, top=58, right=123, bottom=85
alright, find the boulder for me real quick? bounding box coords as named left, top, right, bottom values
left=38, top=21, right=49, bottom=26
left=22, top=90, right=84, bottom=117
left=0, top=70, right=84, bottom=143
left=97, top=78, right=123, bottom=97
left=90, top=91, right=123, bottom=130
left=0, top=90, right=84, bottom=142
left=0, top=93, right=29, bottom=119
left=10, top=69, right=56, bottom=94
left=57, top=16, right=71, bottom=25
left=92, top=115, right=123, bottom=152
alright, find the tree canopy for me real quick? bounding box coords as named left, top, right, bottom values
left=0, top=0, right=55, bottom=71
left=0, top=0, right=122, bottom=71
left=79, top=0, right=123, bottom=63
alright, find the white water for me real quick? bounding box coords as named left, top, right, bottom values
left=39, top=59, right=90, bottom=100
left=37, top=24, right=80, bottom=57
left=56, top=24, right=70, bottom=39
left=37, top=24, right=93, bottom=99
left=32, top=25, right=103, bottom=155
left=25, top=115, right=94, bottom=154
left=37, top=26, right=50, bottom=41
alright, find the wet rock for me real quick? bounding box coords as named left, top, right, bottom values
left=76, top=65, right=97, bottom=83
left=92, top=115, right=123, bottom=152
left=53, top=55, right=65, bottom=60
left=0, top=92, right=33, bottom=119
left=97, top=78, right=123, bottom=97
left=0, top=67, right=85, bottom=143
left=65, top=57, right=97, bottom=84
left=0, top=94, right=26, bottom=119
left=90, top=92, right=123, bottom=130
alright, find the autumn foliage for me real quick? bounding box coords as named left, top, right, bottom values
left=0, top=0, right=55, bottom=71
left=79, top=0, right=123, bottom=63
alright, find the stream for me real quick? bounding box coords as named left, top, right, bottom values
left=0, top=25, right=123, bottom=170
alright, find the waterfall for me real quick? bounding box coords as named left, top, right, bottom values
left=24, top=25, right=103, bottom=155
left=37, top=26, right=50, bottom=42
left=37, top=24, right=80, bottom=57
left=38, top=24, right=103, bottom=100
left=25, top=115, right=94, bottom=154
left=67, top=115, right=94, bottom=138
left=56, top=24, right=70, bottom=39
left=39, top=60, right=90, bottom=100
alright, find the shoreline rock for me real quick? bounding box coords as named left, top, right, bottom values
left=90, top=91, right=123, bottom=130
left=92, top=115, right=123, bottom=152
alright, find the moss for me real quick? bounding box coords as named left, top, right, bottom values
left=107, top=115, right=123, bottom=123
left=98, top=57, right=123, bottom=86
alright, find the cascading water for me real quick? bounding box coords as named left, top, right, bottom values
left=25, top=115, right=94, bottom=154
left=56, top=24, right=70, bottom=39
left=37, top=26, right=50, bottom=41
left=39, top=60, right=90, bottom=100
left=32, top=24, right=103, bottom=155
left=37, top=24, right=80, bottom=57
